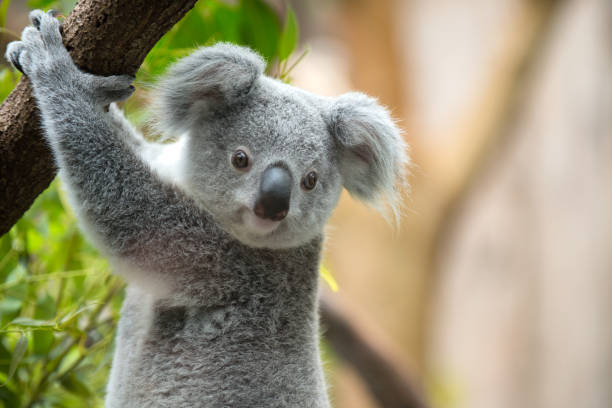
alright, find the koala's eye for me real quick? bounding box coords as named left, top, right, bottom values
left=301, top=171, right=318, bottom=191
left=231, top=149, right=250, bottom=170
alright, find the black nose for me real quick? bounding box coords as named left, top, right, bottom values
left=254, top=165, right=292, bottom=221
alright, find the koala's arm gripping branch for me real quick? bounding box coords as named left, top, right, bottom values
left=39, top=91, right=205, bottom=262
left=0, top=0, right=198, bottom=236
left=6, top=10, right=207, bottom=267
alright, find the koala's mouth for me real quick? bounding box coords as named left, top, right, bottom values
left=240, top=207, right=282, bottom=235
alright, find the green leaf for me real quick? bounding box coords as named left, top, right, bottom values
left=320, top=265, right=339, bottom=292
left=239, top=0, right=281, bottom=62
left=164, top=7, right=212, bottom=49
left=58, top=304, right=95, bottom=328
left=211, top=3, right=241, bottom=43
left=0, top=298, right=22, bottom=326
left=33, top=330, right=54, bottom=355
left=27, top=0, right=57, bottom=10
left=0, top=298, right=21, bottom=314
left=33, top=294, right=56, bottom=354
left=3, top=263, right=27, bottom=300
left=7, top=334, right=27, bottom=382
left=26, top=228, right=44, bottom=254
left=0, top=233, right=11, bottom=256
left=0, top=383, right=20, bottom=408
left=61, top=372, right=93, bottom=398
left=0, top=338, right=12, bottom=373
left=9, top=317, right=56, bottom=328
left=0, top=0, right=11, bottom=29
left=277, top=6, right=299, bottom=62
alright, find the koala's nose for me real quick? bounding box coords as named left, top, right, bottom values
left=254, top=165, right=292, bottom=221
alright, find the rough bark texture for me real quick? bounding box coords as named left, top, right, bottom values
left=0, top=0, right=198, bottom=235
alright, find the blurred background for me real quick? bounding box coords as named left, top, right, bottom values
left=1, top=0, right=611, bottom=407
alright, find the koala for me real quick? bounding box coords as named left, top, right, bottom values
left=6, top=10, right=408, bottom=408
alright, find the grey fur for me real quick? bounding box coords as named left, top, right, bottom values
left=327, top=92, right=408, bottom=222
left=6, top=10, right=408, bottom=407
left=152, top=43, right=265, bottom=137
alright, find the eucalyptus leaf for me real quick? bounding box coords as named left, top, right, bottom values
left=26, top=0, right=56, bottom=10
left=7, top=334, right=27, bottom=382
left=33, top=295, right=56, bottom=354
left=0, top=69, right=20, bottom=103
left=239, top=0, right=281, bottom=63
left=211, top=4, right=241, bottom=43
left=0, top=0, right=11, bottom=28
left=61, top=372, right=93, bottom=398
left=0, top=384, right=19, bottom=408
left=58, top=304, right=95, bottom=328
left=9, top=317, right=56, bottom=329
left=278, top=6, right=299, bottom=62
left=0, top=298, right=22, bottom=314
left=0, top=339, right=12, bottom=373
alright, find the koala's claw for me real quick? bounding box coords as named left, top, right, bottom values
left=4, top=9, right=68, bottom=77
left=29, top=9, right=63, bottom=47
left=5, top=9, right=135, bottom=106
left=30, top=14, right=41, bottom=30
left=6, top=42, right=25, bottom=74
left=28, top=9, right=57, bottom=30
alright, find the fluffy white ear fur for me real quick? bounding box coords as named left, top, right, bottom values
left=327, top=92, right=409, bottom=222
left=153, top=42, right=265, bottom=136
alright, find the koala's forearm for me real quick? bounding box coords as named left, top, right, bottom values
left=5, top=10, right=213, bottom=291
left=35, top=87, right=145, bottom=196
left=35, top=86, right=199, bottom=252
left=37, top=89, right=154, bottom=211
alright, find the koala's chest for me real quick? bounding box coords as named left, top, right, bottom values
left=148, top=304, right=239, bottom=343
left=137, top=290, right=312, bottom=353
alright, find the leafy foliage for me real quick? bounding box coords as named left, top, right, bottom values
left=0, top=182, right=122, bottom=407
left=140, top=0, right=301, bottom=81
left=0, top=1, right=303, bottom=406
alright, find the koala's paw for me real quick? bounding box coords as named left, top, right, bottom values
left=88, top=74, right=136, bottom=105
left=6, top=10, right=135, bottom=105
left=5, top=10, right=73, bottom=80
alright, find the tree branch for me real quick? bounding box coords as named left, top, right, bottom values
left=320, top=293, right=428, bottom=408
left=0, top=0, right=198, bottom=235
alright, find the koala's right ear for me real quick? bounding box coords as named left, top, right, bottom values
left=327, top=92, right=409, bottom=222
left=154, top=43, right=265, bottom=135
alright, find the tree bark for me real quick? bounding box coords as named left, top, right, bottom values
left=0, top=0, right=198, bottom=235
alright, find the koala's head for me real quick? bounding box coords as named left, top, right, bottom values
left=154, top=43, right=408, bottom=249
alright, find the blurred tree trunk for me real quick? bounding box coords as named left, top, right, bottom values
left=430, top=0, right=612, bottom=407
left=0, top=0, right=198, bottom=236
left=340, top=0, right=408, bottom=119
left=336, top=0, right=423, bottom=359
left=326, top=1, right=430, bottom=407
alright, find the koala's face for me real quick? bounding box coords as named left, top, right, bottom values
left=184, top=78, right=343, bottom=249
left=155, top=43, right=408, bottom=249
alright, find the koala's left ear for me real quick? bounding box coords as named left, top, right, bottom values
left=327, top=92, right=409, bottom=217
left=153, top=43, right=265, bottom=136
